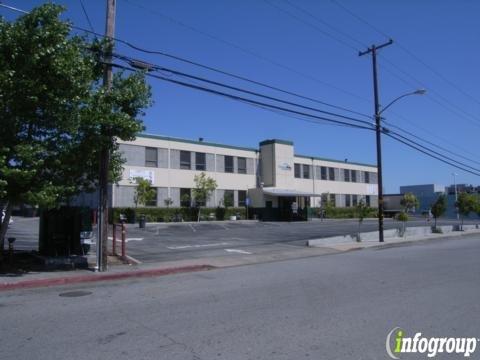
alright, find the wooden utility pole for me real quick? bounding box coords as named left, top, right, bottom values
left=359, top=39, right=393, bottom=243
left=97, top=0, right=116, bottom=271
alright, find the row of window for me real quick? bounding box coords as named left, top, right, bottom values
left=146, top=147, right=248, bottom=174
left=294, top=163, right=375, bottom=184
left=143, top=188, right=247, bottom=207
left=321, top=193, right=372, bottom=207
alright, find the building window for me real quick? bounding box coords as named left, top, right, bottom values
left=328, top=167, right=335, bottom=181
left=364, top=171, right=370, bottom=184
left=238, top=190, right=247, bottom=207
left=146, top=188, right=157, bottom=207
left=145, top=147, right=157, bottom=167
left=329, top=193, right=336, bottom=207
left=294, top=163, right=301, bottom=178
left=302, top=164, right=310, bottom=179
left=321, top=167, right=327, bottom=180
left=224, top=190, right=234, bottom=207
left=344, top=169, right=350, bottom=182
left=352, top=194, right=358, bottom=206
left=180, top=151, right=191, bottom=170
left=366, top=195, right=371, bottom=207
left=180, top=188, right=191, bottom=207
left=351, top=170, right=357, bottom=183
left=195, top=152, right=206, bottom=171
left=237, top=157, right=247, bottom=174
left=225, top=156, right=234, bottom=173
left=345, top=194, right=351, bottom=207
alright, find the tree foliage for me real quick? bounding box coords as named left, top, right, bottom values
left=430, top=194, right=447, bottom=228
left=133, top=178, right=156, bottom=208
left=192, top=172, right=217, bottom=221
left=0, top=4, right=152, bottom=250
left=400, top=192, right=419, bottom=213
left=456, top=192, right=478, bottom=229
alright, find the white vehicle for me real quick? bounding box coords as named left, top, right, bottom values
left=80, top=231, right=96, bottom=254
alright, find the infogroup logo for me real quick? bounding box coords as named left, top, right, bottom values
left=386, top=327, right=478, bottom=358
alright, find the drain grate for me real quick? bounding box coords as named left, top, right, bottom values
left=59, top=290, right=92, bottom=298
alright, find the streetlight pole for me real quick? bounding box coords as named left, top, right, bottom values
left=359, top=39, right=393, bottom=243
left=452, top=172, right=459, bottom=220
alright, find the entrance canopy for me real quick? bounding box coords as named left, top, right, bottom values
left=262, top=187, right=322, bottom=197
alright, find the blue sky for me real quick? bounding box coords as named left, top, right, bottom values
left=3, top=1, right=480, bottom=192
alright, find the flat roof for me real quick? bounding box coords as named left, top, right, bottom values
left=137, top=133, right=376, bottom=168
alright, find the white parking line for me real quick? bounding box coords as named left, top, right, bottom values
left=224, top=249, right=252, bottom=255
left=189, top=224, right=197, bottom=232
left=167, top=242, right=229, bottom=250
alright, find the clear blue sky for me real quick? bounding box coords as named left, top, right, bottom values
left=3, top=0, right=480, bottom=193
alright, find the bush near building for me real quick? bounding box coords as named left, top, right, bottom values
left=111, top=207, right=247, bottom=223
left=314, top=207, right=377, bottom=219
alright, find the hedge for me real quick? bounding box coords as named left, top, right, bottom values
left=111, top=207, right=247, bottom=223
left=311, top=207, right=378, bottom=219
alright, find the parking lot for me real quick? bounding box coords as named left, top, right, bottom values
left=6, top=216, right=474, bottom=263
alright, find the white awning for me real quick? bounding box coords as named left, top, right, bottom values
left=262, top=187, right=321, bottom=197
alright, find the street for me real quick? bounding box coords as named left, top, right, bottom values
left=1, top=235, right=479, bottom=360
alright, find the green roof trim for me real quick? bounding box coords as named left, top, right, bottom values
left=259, top=139, right=294, bottom=146
left=137, top=133, right=258, bottom=152
left=295, top=154, right=376, bottom=168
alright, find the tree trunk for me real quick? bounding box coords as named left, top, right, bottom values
left=197, top=207, right=201, bottom=222
left=0, top=202, right=13, bottom=257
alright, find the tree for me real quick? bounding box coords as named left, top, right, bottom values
left=0, top=4, right=152, bottom=253
left=456, top=192, right=478, bottom=230
left=430, top=194, right=447, bottom=229
left=133, top=178, right=156, bottom=208
left=192, top=172, right=217, bottom=222
left=355, top=199, right=369, bottom=235
left=400, top=193, right=419, bottom=213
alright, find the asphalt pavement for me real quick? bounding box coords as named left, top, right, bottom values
left=1, top=234, right=479, bottom=360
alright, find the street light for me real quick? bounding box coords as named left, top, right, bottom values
left=452, top=172, right=459, bottom=220
left=375, top=88, right=426, bottom=243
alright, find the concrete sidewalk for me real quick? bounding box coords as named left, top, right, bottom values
left=1, top=229, right=479, bottom=292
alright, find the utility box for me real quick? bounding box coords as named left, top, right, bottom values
left=39, top=207, right=92, bottom=256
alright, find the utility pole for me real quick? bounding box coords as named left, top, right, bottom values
left=359, top=39, right=393, bottom=243
left=97, top=0, right=116, bottom=271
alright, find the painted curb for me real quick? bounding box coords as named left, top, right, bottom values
left=0, top=264, right=215, bottom=292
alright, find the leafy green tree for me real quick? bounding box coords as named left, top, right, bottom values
left=430, top=194, right=447, bottom=229
left=0, top=4, right=152, bottom=253
left=192, top=172, right=217, bottom=221
left=133, top=178, right=156, bottom=208
left=400, top=192, right=419, bottom=213
left=456, top=192, right=478, bottom=230
left=355, top=199, right=369, bottom=230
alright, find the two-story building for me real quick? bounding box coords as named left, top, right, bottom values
left=97, top=134, right=378, bottom=220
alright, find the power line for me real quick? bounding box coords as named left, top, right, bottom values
left=282, top=0, right=367, bottom=48
left=262, top=0, right=360, bottom=52
left=0, top=1, right=373, bottom=120
left=383, top=120, right=480, bottom=167
left=109, top=61, right=375, bottom=131
left=112, top=52, right=375, bottom=128
left=118, top=0, right=372, bottom=104
left=79, top=0, right=95, bottom=34
left=330, top=0, right=480, bottom=110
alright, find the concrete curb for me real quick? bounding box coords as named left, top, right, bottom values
left=0, top=264, right=215, bottom=292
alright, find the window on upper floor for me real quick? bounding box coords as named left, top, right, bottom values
left=302, top=164, right=310, bottom=179
left=364, top=171, right=370, bottom=184
left=344, top=169, right=350, bottom=182
left=225, top=156, right=234, bottom=173
left=180, top=151, right=191, bottom=170
left=328, top=167, right=335, bottom=181
left=145, top=147, right=157, bottom=167
left=195, top=152, right=206, bottom=171
left=321, top=166, right=327, bottom=180
left=237, top=157, right=247, bottom=174
left=351, top=170, right=357, bottom=183
left=294, top=163, right=301, bottom=178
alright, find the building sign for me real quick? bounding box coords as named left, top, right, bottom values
left=129, top=169, right=154, bottom=183
left=278, top=162, right=292, bottom=171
